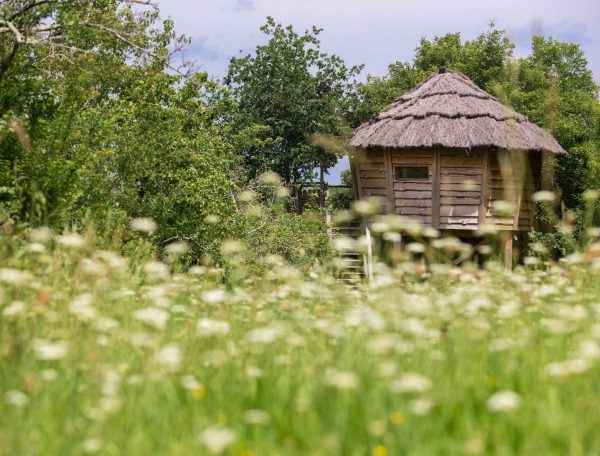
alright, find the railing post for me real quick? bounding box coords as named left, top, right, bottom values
left=365, top=225, right=374, bottom=283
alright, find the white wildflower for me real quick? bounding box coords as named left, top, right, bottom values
left=345, top=306, right=385, bottom=331
left=487, top=390, right=521, bottom=412
left=83, top=438, right=102, bottom=453
left=245, top=366, right=264, bottom=378
left=180, top=375, right=201, bottom=390
left=258, top=171, right=281, bottom=186
left=69, top=293, right=97, bottom=321
left=2, top=301, right=25, bottom=317
left=0, top=268, right=33, bottom=286
left=532, top=191, right=556, bottom=203
left=367, top=335, right=399, bottom=355
left=33, top=339, right=68, bottom=360
left=377, top=361, right=398, bottom=378
left=26, top=242, right=46, bottom=253
left=57, top=233, right=86, bottom=248
left=246, top=326, right=281, bottom=344
left=220, top=240, right=244, bottom=256
left=554, top=305, right=587, bottom=321
left=93, top=317, right=120, bottom=333
left=244, top=409, right=270, bottom=425
left=128, top=332, right=155, bottom=348
left=353, top=198, right=381, bottom=216
left=204, top=214, right=220, bottom=224
left=237, top=191, right=256, bottom=203
left=465, top=297, right=493, bottom=315
left=29, top=226, right=52, bottom=243
left=143, top=261, right=170, bottom=280
left=406, top=242, right=426, bottom=254
left=332, top=236, right=356, bottom=253
left=130, top=217, right=157, bottom=234
left=545, top=359, right=589, bottom=378
left=410, top=398, right=435, bottom=415
left=80, top=258, right=105, bottom=276
left=133, top=307, right=169, bottom=330
left=199, top=426, right=237, bottom=454
left=41, top=369, right=58, bottom=382
left=492, top=200, right=514, bottom=216
left=96, top=251, right=128, bottom=270
left=166, top=241, right=189, bottom=256
left=325, top=369, right=360, bottom=390
left=578, top=340, right=600, bottom=360
left=541, top=318, right=571, bottom=335
left=5, top=390, right=28, bottom=407
left=154, top=345, right=181, bottom=370
left=197, top=319, right=231, bottom=337
left=201, top=289, right=227, bottom=304
left=189, top=266, right=207, bottom=276
left=391, top=373, right=432, bottom=393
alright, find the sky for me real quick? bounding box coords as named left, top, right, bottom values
left=156, top=0, right=600, bottom=183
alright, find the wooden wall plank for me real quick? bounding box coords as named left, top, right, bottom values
left=440, top=190, right=481, bottom=198
left=384, top=149, right=395, bottom=213
left=441, top=197, right=480, bottom=205
left=432, top=149, right=441, bottom=229
left=440, top=206, right=480, bottom=217
left=440, top=217, right=479, bottom=225
left=440, top=183, right=482, bottom=192
left=395, top=199, right=432, bottom=208
left=394, top=191, right=432, bottom=199
left=397, top=207, right=432, bottom=216
left=479, top=150, right=489, bottom=226
left=394, top=182, right=434, bottom=191
left=440, top=176, right=482, bottom=184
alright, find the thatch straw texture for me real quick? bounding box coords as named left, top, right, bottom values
left=351, top=71, right=566, bottom=154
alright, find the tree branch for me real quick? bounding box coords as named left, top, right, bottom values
left=0, top=41, right=19, bottom=79
left=8, top=0, right=53, bottom=21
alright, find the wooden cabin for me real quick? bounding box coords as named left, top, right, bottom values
left=350, top=70, right=566, bottom=265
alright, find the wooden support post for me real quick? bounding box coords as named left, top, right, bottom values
left=384, top=149, right=395, bottom=214
left=504, top=232, right=513, bottom=270
left=365, top=225, right=374, bottom=283
left=319, top=164, right=326, bottom=210
left=349, top=156, right=361, bottom=200
left=432, top=149, right=441, bottom=229
left=479, top=150, right=489, bottom=227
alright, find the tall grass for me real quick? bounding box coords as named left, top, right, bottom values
left=2, top=209, right=600, bottom=455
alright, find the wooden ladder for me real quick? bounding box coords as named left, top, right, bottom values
left=329, top=223, right=373, bottom=285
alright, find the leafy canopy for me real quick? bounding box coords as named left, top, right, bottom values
left=226, top=17, right=362, bottom=184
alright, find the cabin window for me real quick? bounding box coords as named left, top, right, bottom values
left=395, top=166, right=429, bottom=180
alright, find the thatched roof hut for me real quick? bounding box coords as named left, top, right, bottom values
left=351, top=70, right=565, bottom=154
left=349, top=70, right=566, bottom=267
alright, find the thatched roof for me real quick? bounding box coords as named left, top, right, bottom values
left=351, top=71, right=566, bottom=154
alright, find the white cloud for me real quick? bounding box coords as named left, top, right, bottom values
left=159, top=0, right=600, bottom=81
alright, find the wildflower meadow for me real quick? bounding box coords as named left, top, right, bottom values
left=2, top=216, right=600, bottom=455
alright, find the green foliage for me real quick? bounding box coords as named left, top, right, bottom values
left=328, top=169, right=354, bottom=211
left=226, top=17, right=362, bottom=183
left=244, top=208, right=329, bottom=270
left=0, top=1, right=238, bottom=260
left=348, top=24, right=515, bottom=126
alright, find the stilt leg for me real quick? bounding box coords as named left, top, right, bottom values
left=504, top=232, right=513, bottom=270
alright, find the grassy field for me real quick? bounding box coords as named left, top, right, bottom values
left=2, top=226, right=600, bottom=455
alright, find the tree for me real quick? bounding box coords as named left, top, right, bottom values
left=0, top=0, right=238, bottom=258
left=348, top=24, right=515, bottom=126
left=225, top=17, right=362, bottom=184
left=507, top=37, right=600, bottom=208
